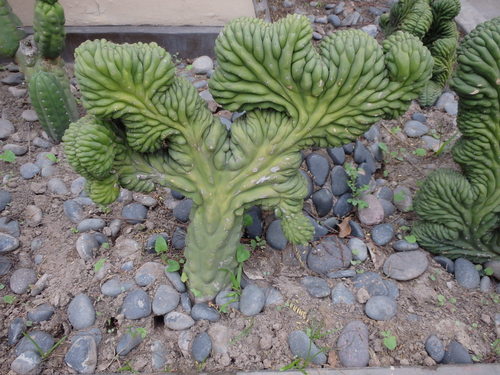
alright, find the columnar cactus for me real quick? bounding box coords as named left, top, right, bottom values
left=413, top=17, right=500, bottom=262
left=33, top=0, right=65, bottom=59
left=380, top=0, right=461, bottom=106
left=63, top=15, right=433, bottom=300
left=0, top=0, right=25, bottom=57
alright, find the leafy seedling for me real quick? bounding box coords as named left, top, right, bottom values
left=378, top=142, right=388, bottom=152
left=381, top=330, right=397, bottom=350
left=436, top=294, right=446, bottom=306
left=154, top=236, right=168, bottom=254
left=94, top=258, right=107, bottom=273
left=165, top=259, right=180, bottom=272
left=128, top=327, right=148, bottom=339
left=484, top=267, right=494, bottom=276
left=3, top=295, right=15, bottom=304
left=0, top=283, right=4, bottom=290
left=390, top=126, right=401, bottom=134
left=45, top=153, right=59, bottom=163
left=413, top=148, right=427, bottom=156
left=0, top=150, right=16, bottom=163
left=250, top=236, right=266, bottom=251
left=404, top=235, right=417, bottom=243
left=393, top=191, right=406, bottom=202
left=242, top=214, right=253, bottom=227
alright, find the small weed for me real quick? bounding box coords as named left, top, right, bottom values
left=101, top=242, right=110, bottom=249
left=404, top=235, right=417, bottom=244
left=165, top=259, right=180, bottom=272
left=117, top=361, right=138, bottom=373
left=393, top=191, right=406, bottom=202
left=305, top=318, right=337, bottom=341
left=128, top=327, right=148, bottom=339
left=242, top=214, right=253, bottom=227
left=0, top=283, right=4, bottom=290
left=250, top=236, right=266, bottom=250
left=3, top=295, right=15, bottom=304
left=436, top=294, right=446, bottom=306
left=491, top=339, right=500, bottom=356
left=22, top=332, right=66, bottom=360
left=471, top=354, right=482, bottom=362
left=280, top=358, right=308, bottom=374
left=98, top=205, right=111, bottom=214
left=350, top=259, right=362, bottom=266
left=45, top=153, right=59, bottom=163
left=390, top=126, right=401, bottom=134
left=154, top=236, right=168, bottom=254
left=230, top=318, right=254, bottom=345
left=185, top=64, right=193, bottom=71
left=378, top=142, right=388, bottom=152
left=413, top=148, right=427, bottom=157
left=381, top=330, right=397, bottom=350
left=383, top=170, right=389, bottom=177
left=345, top=163, right=369, bottom=209
left=399, top=225, right=410, bottom=232
left=25, top=320, right=33, bottom=327
left=484, top=267, right=494, bottom=276
left=94, top=258, right=107, bottom=273
left=70, top=227, right=79, bottom=234
left=435, top=132, right=458, bottom=156
left=0, top=150, right=16, bottom=163
left=470, top=322, right=479, bottom=329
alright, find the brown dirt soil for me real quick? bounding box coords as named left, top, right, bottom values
left=0, top=3, right=499, bottom=374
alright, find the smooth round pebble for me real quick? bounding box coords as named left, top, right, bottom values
left=0, top=255, right=12, bottom=275
left=266, top=220, right=287, bottom=250
left=239, top=284, right=266, bottom=316
left=330, top=166, right=349, bottom=196
left=116, top=332, right=143, bottom=356
left=165, top=271, right=186, bottom=293
left=0, top=233, right=20, bottom=253
left=164, top=311, right=195, bottom=330
left=371, top=224, right=394, bottom=246
left=348, top=238, right=368, bottom=262
left=301, top=276, right=330, bottom=298
left=0, top=189, right=12, bottom=211
left=153, top=285, right=180, bottom=315
left=331, top=283, right=355, bottom=304
left=191, top=302, right=221, bottom=321
left=442, top=340, right=472, bottom=364
left=306, top=153, right=329, bottom=186
left=337, top=321, right=369, bottom=367
left=364, top=295, right=397, bottom=320
left=27, top=303, right=54, bottom=322
left=425, top=334, right=445, bottom=363
left=191, top=332, right=212, bottom=362
left=312, top=189, right=333, bottom=217
left=434, top=256, right=455, bottom=273
left=8, top=318, right=26, bottom=345
left=122, top=289, right=152, bottom=320
left=288, top=330, right=326, bottom=365
left=307, top=238, right=351, bottom=274
left=76, top=233, right=99, bottom=260
left=10, top=268, right=37, bottom=294
left=404, top=120, right=428, bottom=137
left=63, top=200, right=85, bottom=224
left=454, top=258, right=480, bottom=289
left=393, top=239, right=419, bottom=251
left=77, top=218, right=106, bottom=233
left=65, top=336, right=97, bottom=373
left=11, top=351, right=41, bottom=374
left=122, top=203, right=148, bottom=224
left=101, top=278, right=133, bottom=297
left=68, top=294, right=96, bottom=329
left=383, top=251, right=428, bottom=281
left=357, top=195, right=384, bottom=226
left=20, top=163, right=40, bottom=179
left=173, top=199, right=193, bottom=223
left=16, top=330, right=54, bottom=356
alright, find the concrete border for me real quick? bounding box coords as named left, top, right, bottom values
left=455, top=0, right=489, bottom=33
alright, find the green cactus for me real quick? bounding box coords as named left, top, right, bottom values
left=380, top=0, right=461, bottom=106
left=0, top=0, right=25, bottom=57
left=33, top=0, right=65, bottom=59
left=63, top=15, right=432, bottom=300
left=413, top=17, right=500, bottom=262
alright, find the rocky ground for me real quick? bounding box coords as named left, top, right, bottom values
left=0, top=2, right=499, bottom=374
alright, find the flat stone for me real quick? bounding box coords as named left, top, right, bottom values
left=353, top=272, right=399, bottom=299
left=164, top=311, right=195, bottom=330
left=116, top=331, right=143, bottom=356
left=0, top=119, right=15, bottom=139
left=404, top=120, right=429, bottom=137
left=454, top=258, right=480, bottom=289
left=173, top=199, right=193, bottom=222
left=331, top=283, right=355, bottom=304
left=337, top=321, right=369, bottom=367
left=0, top=189, right=12, bottom=211
left=327, top=270, right=356, bottom=279
left=312, top=189, right=333, bottom=217
left=361, top=24, right=378, bottom=37
left=63, top=200, right=86, bottom=224
left=77, top=218, right=106, bottom=233
left=1, top=72, right=24, bottom=85
left=266, top=220, right=288, bottom=250
left=165, top=271, right=186, bottom=293
left=239, top=284, right=266, bottom=316
left=10, top=268, right=37, bottom=294
left=152, top=285, right=180, bottom=315
left=27, top=303, right=54, bottom=322
left=101, top=278, right=133, bottom=297
left=348, top=238, right=368, bottom=262
left=393, top=239, right=419, bottom=251
left=380, top=199, right=396, bottom=217
left=330, top=166, right=350, bottom=196
left=8, top=318, right=26, bottom=346
left=365, top=295, right=397, bottom=320
left=371, top=223, right=394, bottom=246
left=0, top=233, right=20, bottom=253
left=19, top=163, right=40, bottom=179
left=192, top=332, right=212, bottom=362
left=354, top=140, right=370, bottom=164
left=47, top=178, right=68, bottom=195
left=301, top=276, right=330, bottom=298
left=11, top=351, right=41, bottom=375
left=122, top=289, right=152, bottom=320
left=383, top=251, right=428, bottom=281
left=333, top=192, right=353, bottom=217
left=288, top=330, right=326, bottom=365
left=0, top=217, right=20, bottom=237
left=115, top=237, right=141, bottom=258
left=122, top=203, right=148, bottom=224
left=434, top=256, right=455, bottom=273
left=307, top=238, right=351, bottom=274
left=16, top=330, right=54, bottom=356
left=412, top=112, right=427, bottom=123
left=327, top=146, right=345, bottom=164
left=425, top=334, right=445, bottom=363
left=65, top=336, right=97, bottom=373
left=21, top=110, right=38, bottom=122
left=357, top=195, right=384, bottom=225
left=134, top=261, right=164, bottom=287
left=306, top=153, right=329, bottom=186
left=76, top=233, right=99, bottom=260
left=180, top=293, right=192, bottom=313
left=172, top=227, right=186, bottom=249
left=349, top=221, right=364, bottom=239
left=442, top=340, right=472, bottom=364
left=308, top=216, right=329, bottom=241
left=68, top=294, right=96, bottom=330
left=151, top=340, right=168, bottom=370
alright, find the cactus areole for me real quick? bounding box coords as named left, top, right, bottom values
left=63, top=15, right=432, bottom=300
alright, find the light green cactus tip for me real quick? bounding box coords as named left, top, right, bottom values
left=413, top=17, right=500, bottom=262
left=33, top=0, right=65, bottom=59
left=64, top=15, right=433, bottom=300
left=0, top=0, right=26, bottom=57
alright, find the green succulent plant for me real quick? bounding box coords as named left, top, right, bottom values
left=33, top=0, right=66, bottom=59
left=413, top=17, right=500, bottom=262
left=63, top=15, right=432, bottom=300
left=380, top=0, right=461, bottom=106
left=0, top=0, right=25, bottom=57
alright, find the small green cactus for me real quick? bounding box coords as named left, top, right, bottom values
left=413, top=17, right=500, bottom=262
left=380, top=0, right=461, bottom=106
left=63, top=15, right=432, bottom=300
left=33, top=0, right=66, bottom=59
left=0, top=0, right=25, bottom=57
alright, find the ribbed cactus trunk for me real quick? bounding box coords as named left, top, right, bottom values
left=183, top=200, right=243, bottom=301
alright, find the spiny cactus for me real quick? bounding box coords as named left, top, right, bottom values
left=63, top=15, right=433, bottom=300
left=380, top=0, right=461, bottom=106
left=413, top=17, right=500, bottom=262
left=33, top=0, right=65, bottom=59
left=0, top=0, right=25, bottom=57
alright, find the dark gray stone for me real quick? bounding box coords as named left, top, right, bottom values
left=348, top=238, right=368, bottom=262
left=164, top=311, right=195, bottom=330
left=354, top=140, right=370, bottom=164
left=327, top=270, right=356, bottom=279
left=122, top=289, right=152, bottom=320
left=376, top=186, right=393, bottom=201
left=331, top=166, right=350, bottom=196
left=355, top=164, right=372, bottom=189
left=306, top=153, right=329, bottom=186
left=122, top=203, right=148, bottom=224
left=8, top=318, right=25, bottom=345
left=393, top=186, right=413, bottom=212
left=170, top=190, right=184, bottom=200
left=0, top=233, right=19, bottom=253
left=312, top=32, right=322, bottom=40
left=327, top=14, right=341, bottom=26
left=172, top=227, right=186, bottom=249
left=215, top=290, right=239, bottom=310
left=327, top=146, right=345, bottom=164
left=191, top=303, right=221, bottom=321
left=240, top=284, right=266, bottom=316
left=266, top=220, right=288, bottom=250
left=321, top=217, right=338, bottom=232
left=300, top=170, right=314, bottom=198
left=480, top=276, right=493, bottom=293
left=153, top=285, right=180, bottom=315
left=76, top=219, right=106, bottom=233
left=371, top=224, right=394, bottom=246
left=191, top=332, right=212, bottom=362
left=369, top=143, right=384, bottom=162
left=404, top=120, right=429, bottom=137
left=16, top=330, right=54, bottom=356
left=68, top=294, right=95, bottom=330
left=0, top=255, right=12, bottom=275
left=412, top=112, right=427, bottom=123
left=380, top=199, right=396, bottom=217
left=331, top=283, right=355, bottom=304
left=173, top=199, right=193, bottom=223
left=308, top=216, right=329, bottom=241
left=101, top=278, right=133, bottom=297
left=434, top=256, right=455, bottom=273
left=1, top=72, right=24, bottom=85
left=0, top=189, right=12, bottom=211
left=301, top=276, right=330, bottom=298
left=116, top=331, right=143, bottom=356
left=27, top=303, right=54, bottom=322
left=425, top=334, right=445, bottom=363
left=0, top=217, right=20, bottom=237
left=442, top=340, right=472, bottom=364
left=10, top=268, right=37, bottom=294
left=337, top=321, right=369, bottom=367
left=63, top=200, right=85, bottom=224
left=353, top=272, right=399, bottom=299
left=180, top=292, right=192, bottom=314
left=19, top=163, right=40, bottom=179
left=65, top=336, right=97, bottom=373
left=75, top=233, right=99, bottom=260
left=312, top=189, right=333, bottom=217
left=364, top=125, right=380, bottom=142
left=333, top=192, right=353, bottom=217
left=72, top=328, right=102, bottom=346
left=288, top=330, right=326, bottom=365
left=349, top=221, right=364, bottom=239
left=365, top=295, right=397, bottom=320
left=343, top=143, right=355, bottom=154
left=454, top=258, right=480, bottom=289
left=383, top=251, right=428, bottom=281
left=393, top=240, right=419, bottom=252
left=152, top=340, right=168, bottom=370
left=244, top=206, right=263, bottom=238
left=307, top=238, right=351, bottom=274
left=165, top=271, right=186, bottom=293
left=342, top=11, right=362, bottom=26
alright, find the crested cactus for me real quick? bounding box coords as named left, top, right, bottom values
left=0, top=0, right=25, bottom=57
left=380, top=0, right=461, bottom=106
left=33, top=0, right=66, bottom=59
left=413, top=17, right=500, bottom=262
left=63, top=15, right=433, bottom=300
